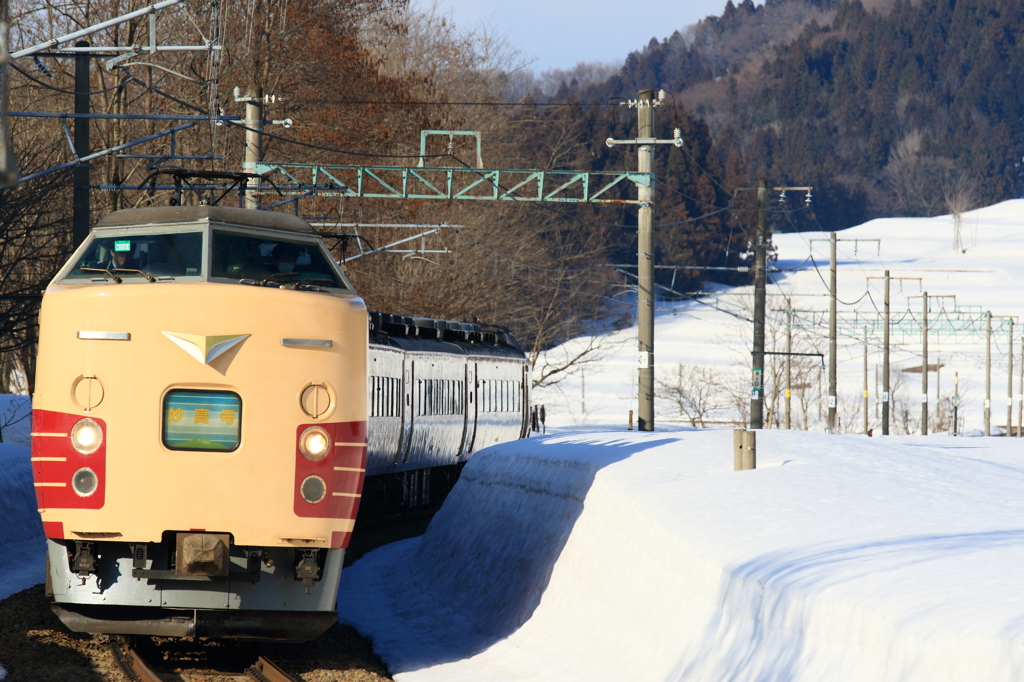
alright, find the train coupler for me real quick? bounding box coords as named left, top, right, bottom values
left=72, top=541, right=96, bottom=582
left=295, top=549, right=322, bottom=593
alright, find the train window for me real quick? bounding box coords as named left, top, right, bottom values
left=162, top=390, right=241, bottom=452
left=370, top=376, right=401, bottom=418
left=210, top=231, right=353, bottom=292
left=64, top=232, right=204, bottom=283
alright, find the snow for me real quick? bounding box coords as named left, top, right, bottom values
left=339, top=429, right=1024, bottom=681
left=3, top=202, right=1024, bottom=680
left=532, top=199, right=1024, bottom=433
left=0, top=395, right=44, bottom=604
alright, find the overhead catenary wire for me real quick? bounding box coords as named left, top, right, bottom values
left=11, top=62, right=131, bottom=95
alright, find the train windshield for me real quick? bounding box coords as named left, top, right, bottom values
left=210, top=231, right=352, bottom=292
left=64, top=232, right=204, bottom=282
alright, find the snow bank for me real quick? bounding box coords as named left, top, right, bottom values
left=0, top=396, right=43, bottom=602
left=338, top=430, right=1024, bottom=681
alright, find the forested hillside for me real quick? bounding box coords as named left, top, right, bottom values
left=0, top=0, right=748, bottom=392
left=3, top=0, right=1022, bottom=393
left=556, top=0, right=1024, bottom=231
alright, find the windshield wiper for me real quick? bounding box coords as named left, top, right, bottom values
left=112, top=268, right=156, bottom=283
left=257, top=272, right=304, bottom=287
left=80, top=267, right=122, bottom=284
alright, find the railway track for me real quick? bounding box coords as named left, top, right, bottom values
left=111, top=639, right=302, bottom=682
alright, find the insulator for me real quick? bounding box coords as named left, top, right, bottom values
left=805, top=190, right=813, bottom=205
left=779, top=190, right=787, bottom=204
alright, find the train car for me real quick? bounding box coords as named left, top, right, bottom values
left=31, top=205, right=529, bottom=641
left=362, top=314, right=530, bottom=518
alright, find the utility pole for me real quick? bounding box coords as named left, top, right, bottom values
left=865, top=270, right=920, bottom=435
left=828, top=231, right=837, bottom=433
left=785, top=306, right=792, bottom=430
left=883, top=270, right=890, bottom=435
left=0, top=0, right=19, bottom=186
left=606, top=90, right=681, bottom=432
left=1008, top=319, right=1014, bottom=437
left=863, top=327, right=869, bottom=434
left=72, top=40, right=90, bottom=248
left=636, top=89, right=656, bottom=431
left=985, top=311, right=992, bottom=436
left=921, top=292, right=928, bottom=435
left=1018, top=335, right=1023, bottom=437
left=953, top=372, right=959, bottom=436
left=750, top=177, right=768, bottom=429
left=241, top=85, right=263, bottom=210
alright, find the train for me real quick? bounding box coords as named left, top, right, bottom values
left=30, top=205, right=529, bottom=641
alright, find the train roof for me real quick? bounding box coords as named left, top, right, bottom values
left=369, top=311, right=526, bottom=360
left=95, top=206, right=317, bottom=235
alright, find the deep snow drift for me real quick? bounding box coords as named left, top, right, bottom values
left=338, top=429, right=1024, bottom=681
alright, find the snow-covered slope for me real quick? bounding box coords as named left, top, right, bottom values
left=339, top=429, right=1024, bottom=682
left=533, top=200, right=1024, bottom=432
left=0, top=395, right=44, bottom=603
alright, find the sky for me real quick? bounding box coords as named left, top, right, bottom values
left=410, top=0, right=749, bottom=73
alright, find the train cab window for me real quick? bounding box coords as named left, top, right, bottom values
left=211, top=231, right=353, bottom=292
left=162, top=390, right=242, bottom=452
left=63, top=232, right=204, bottom=283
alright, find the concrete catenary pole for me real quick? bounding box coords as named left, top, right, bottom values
left=953, top=372, right=959, bottom=436
left=882, top=270, right=890, bottom=435
left=1008, top=319, right=1014, bottom=436
left=785, top=307, right=792, bottom=430
left=827, top=232, right=837, bottom=433
left=243, top=85, right=263, bottom=211
left=863, top=327, right=869, bottom=434
left=636, top=89, right=656, bottom=431
left=1018, top=335, right=1023, bottom=437
left=750, top=177, right=768, bottom=429
left=72, top=41, right=91, bottom=248
left=921, top=292, right=928, bottom=435
left=985, top=311, right=992, bottom=436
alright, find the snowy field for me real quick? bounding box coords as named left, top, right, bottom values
left=533, top=200, right=1024, bottom=434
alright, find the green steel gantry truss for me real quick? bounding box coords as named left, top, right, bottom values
left=791, top=305, right=1015, bottom=346
left=253, top=162, right=653, bottom=204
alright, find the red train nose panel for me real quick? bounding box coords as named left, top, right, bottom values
left=293, top=420, right=367, bottom=524
left=31, top=410, right=107, bottom=511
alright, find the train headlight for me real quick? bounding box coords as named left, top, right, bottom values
left=299, top=426, right=331, bottom=461
left=72, top=468, right=98, bottom=497
left=300, top=475, right=327, bottom=504
left=70, top=418, right=103, bottom=454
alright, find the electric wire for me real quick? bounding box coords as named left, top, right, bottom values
left=227, top=121, right=458, bottom=159
left=11, top=62, right=131, bottom=95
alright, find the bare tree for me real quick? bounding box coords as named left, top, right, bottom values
left=657, top=362, right=723, bottom=428
left=0, top=135, right=72, bottom=394
left=944, top=172, right=978, bottom=253
left=0, top=396, right=31, bottom=443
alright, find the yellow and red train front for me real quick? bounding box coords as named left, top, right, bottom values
left=31, top=281, right=368, bottom=551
